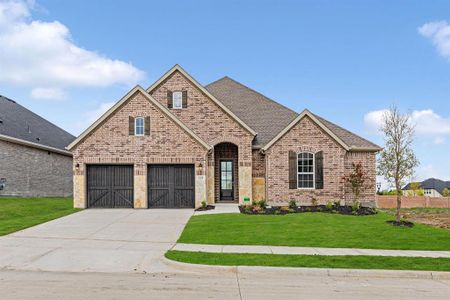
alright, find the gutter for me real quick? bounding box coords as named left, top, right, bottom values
left=0, top=134, right=72, bottom=156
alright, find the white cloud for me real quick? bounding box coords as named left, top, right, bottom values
left=434, top=137, right=445, bottom=145
left=418, top=21, right=450, bottom=59
left=77, top=101, right=115, bottom=131
left=0, top=0, right=145, bottom=94
left=364, top=109, right=450, bottom=139
left=30, top=87, right=65, bottom=100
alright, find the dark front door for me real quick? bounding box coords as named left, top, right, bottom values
left=148, top=165, right=195, bottom=208
left=220, top=160, right=234, bottom=201
left=87, top=165, right=134, bottom=208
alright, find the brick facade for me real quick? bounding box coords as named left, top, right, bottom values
left=70, top=68, right=378, bottom=208
left=265, top=116, right=374, bottom=205
left=72, top=90, right=209, bottom=208
left=149, top=70, right=254, bottom=202
left=344, top=151, right=376, bottom=205
left=0, top=140, right=72, bottom=197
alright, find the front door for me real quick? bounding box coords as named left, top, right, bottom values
left=220, top=160, right=234, bottom=201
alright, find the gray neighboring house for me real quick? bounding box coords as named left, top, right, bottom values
left=0, top=95, right=74, bottom=197
left=403, top=178, right=450, bottom=197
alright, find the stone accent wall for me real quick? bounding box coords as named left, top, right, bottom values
left=150, top=70, right=254, bottom=202
left=344, top=151, right=376, bottom=205
left=0, top=140, right=72, bottom=197
left=265, top=116, right=376, bottom=206
left=252, top=150, right=266, bottom=201
left=72, top=90, right=208, bottom=208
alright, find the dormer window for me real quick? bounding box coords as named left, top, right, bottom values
left=173, top=91, right=183, bottom=109
left=134, top=117, right=145, bottom=136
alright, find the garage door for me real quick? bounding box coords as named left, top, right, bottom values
left=148, top=165, right=195, bottom=208
left=87, top=165, right=134, bottom=208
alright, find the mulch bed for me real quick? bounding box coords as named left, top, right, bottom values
left=386, top=220, right=414, bottom=227
left=239, top=205, right=377, bottom=216
left=195, top=205, right=215, bottom=212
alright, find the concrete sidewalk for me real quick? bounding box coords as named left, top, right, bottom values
left=173, top=243, right=450, bottom=258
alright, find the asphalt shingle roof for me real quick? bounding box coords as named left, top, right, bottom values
left=205, top=76, right=380, bottom=150
left=0, top=95, right=75, bottom=151
left=403, top=178, right=450, bottom=195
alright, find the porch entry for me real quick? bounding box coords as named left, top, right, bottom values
left=220, top=160, right=234, bottom=200
left=214, top=142, right=238, bottom=202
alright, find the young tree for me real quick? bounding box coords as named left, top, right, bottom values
left=378, top=106, right=419, bottom=224
left=409, top=182, right=422, bottom=196
left=342, top=162, right=366, bottom=206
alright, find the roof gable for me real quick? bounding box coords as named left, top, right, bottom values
left=261, top=109, right=352, bottom=151
left=0, top=95, right=74, bottom=154
left=146, top=65, right=257, bottom=136
left=67, top=86, right=211, bottom=151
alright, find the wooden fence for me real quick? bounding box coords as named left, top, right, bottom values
left=376, top=195, right=450, bottom=209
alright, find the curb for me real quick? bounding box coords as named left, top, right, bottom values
left=163, top=256, right=450, bottom=280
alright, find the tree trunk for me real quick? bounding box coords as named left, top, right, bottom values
left=396, top=185, right=401, bottom=223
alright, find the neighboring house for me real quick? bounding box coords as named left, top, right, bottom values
left=403, top=178, right=450, bottom=197
left=68, top=65, right=381, bottom=209
left=0, top=95, right=74, bottom=197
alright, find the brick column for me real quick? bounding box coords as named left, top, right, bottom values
left=73, top=162, right=86, bottom=208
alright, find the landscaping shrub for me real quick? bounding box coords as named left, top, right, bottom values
left=288, top=200, right=297, bottom=209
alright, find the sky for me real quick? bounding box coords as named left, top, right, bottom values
left=1, top=0, right=450, bottom=187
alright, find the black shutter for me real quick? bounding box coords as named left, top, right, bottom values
left=167, top=91, right=173, bottom=108
left=289, top=151, right=297, bottom=189
left=315, top=151, right=324, bottom=189
left=145, top=116, right=150, bottom=135
left=182, top=90, right=188, bottom=108
left=129, top=116, right=135, bottom=135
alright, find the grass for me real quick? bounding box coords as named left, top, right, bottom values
left=0, top=197, right=79, bottom=236
left=178, top=212, right=450, bottom=250
left=165, top=250, right=450, bottom=271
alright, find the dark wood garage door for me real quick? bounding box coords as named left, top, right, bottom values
left=87, top=165, right=134, bottom=208
left=148, top=165, right=195, bottom=208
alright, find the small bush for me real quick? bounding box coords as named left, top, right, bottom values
left=325, top=201, right=333, bottom=211
left=311, top=197, right=318, bottom=206
left=201, top=201, right=207, bottom=209
left=333, top=200, right=341, bottom=208
left=288, top=200, right=297, bottom=209
left=351, top=201, right=360, bottom=214
left=257, top=200, right=267, bottom=209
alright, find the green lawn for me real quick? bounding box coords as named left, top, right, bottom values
left=166, top=250, right=450, bottom=271
left=0, top=197, right=79, bottom=236
left=178, top=212, right=450, bottom=250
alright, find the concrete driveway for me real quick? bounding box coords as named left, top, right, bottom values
left=0, top=209, right=193, bottom=273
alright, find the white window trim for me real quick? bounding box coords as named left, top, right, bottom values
left=297, top=152, right=315, bottom=189
left=134, top=117, right=145, bottom=136
left=172, top=91, right=183, bottom=109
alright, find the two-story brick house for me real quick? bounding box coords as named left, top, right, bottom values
left=67, top=65, right=380, bottom=209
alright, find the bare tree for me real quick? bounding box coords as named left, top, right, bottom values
left=377, top=106, right=419, bottom=224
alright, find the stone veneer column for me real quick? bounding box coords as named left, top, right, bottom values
left=73, top=166, right=86, bottom=208
left=207, top=163, right=215, bottom=204
left=195, top=164, right=207, bottom=208
left=238, top=165, right=252, bottom=204
left=134, top=163, right=147, bottom=208
left=252, top=177, right=266, bottom=202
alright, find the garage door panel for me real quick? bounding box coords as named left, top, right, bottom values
left=148, top=165, right=194, bottom=208
left=87, top=165, right=134, bottom=208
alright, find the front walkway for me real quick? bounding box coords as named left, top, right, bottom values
left=172, top=243, right=450, bottom=258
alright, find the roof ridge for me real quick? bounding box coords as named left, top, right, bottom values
left=206, top=76, right=298, bottom=115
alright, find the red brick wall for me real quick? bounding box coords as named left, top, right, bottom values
left=344, top=152, right=377, bottom=204
left=376, top=195, right=450, bottom=208
left=149, top=70, right=254, bottom=164
left=252, top=150, right=265, bottom=177
left=73, top=90, right=208, bottom=175
left=265, top=116, right=376, bottom=205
